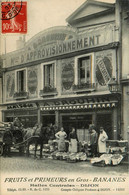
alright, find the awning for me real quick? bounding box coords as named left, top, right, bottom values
left=41, top=102, right=117, bottom=111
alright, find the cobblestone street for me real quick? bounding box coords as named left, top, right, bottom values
left=0, top=152, right=128, bottom=176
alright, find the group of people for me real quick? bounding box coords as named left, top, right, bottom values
left=88, top=124, right=108, bottom=157
left=2, top=116, right=108, bottom=158
left=55, top=124, right=108, bottom=157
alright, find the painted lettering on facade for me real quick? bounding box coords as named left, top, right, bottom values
left=10, top=35, right=101, bottom=66
left=4, top=24, right=115, bottom=68
left=40, top=96, right=118, bottom=107
left=96, top=54, right=112, bottom=86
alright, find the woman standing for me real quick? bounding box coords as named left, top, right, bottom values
left=69, top=127, right=78, bottom=153
left=55, top=127, right=67, bottom=152
left=98, top=127, right=108, bottom=155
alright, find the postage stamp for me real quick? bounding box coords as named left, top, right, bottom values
left=1, top=1, right=27, bottom=33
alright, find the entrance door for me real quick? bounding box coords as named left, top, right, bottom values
left=42, top=115, right=55, bottom=126
left=96, top=114, right=112, bottom=139
left=62, top=114, right=92, bottom=142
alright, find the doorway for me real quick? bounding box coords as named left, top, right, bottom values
left=42, top=115, right=55, bottom=126
left=62, top=114, right=92, bottom=142
left=96, top=114, right=112, bottom=139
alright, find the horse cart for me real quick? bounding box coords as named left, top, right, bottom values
left=0, top=122, right=25, bottom=156
left=0, top=122, right=41, bottom=157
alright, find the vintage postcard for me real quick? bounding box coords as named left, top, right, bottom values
left=0, top=0, right=129, bottom=195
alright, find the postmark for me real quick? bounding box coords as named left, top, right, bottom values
left=1, top=1, right=27, bottom=33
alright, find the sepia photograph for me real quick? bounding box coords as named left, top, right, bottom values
left=0, top=0, right=129, bottom=194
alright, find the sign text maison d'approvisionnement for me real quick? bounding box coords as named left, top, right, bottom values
left=5, top=24, right=114, bottom=67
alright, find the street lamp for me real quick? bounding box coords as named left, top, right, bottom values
left=108, top=77, right=120, bottom=92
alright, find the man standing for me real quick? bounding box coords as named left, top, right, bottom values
left=98, top=126, right=108, bottom=155
left=12, top=117, right=23, bottom=131
left=89, top=124, right=98, bottom=157
left=3, top=127, right=13, bottom=157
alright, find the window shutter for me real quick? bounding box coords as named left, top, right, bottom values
left=44, top=65, right=48, bottom=87
left=23, top=70, right=26, bottom=91
left=17, top=71, right=20, bottom=92
left=78, top=59, right=80, bottom=84
left=50, top=64, right=54, bottom=87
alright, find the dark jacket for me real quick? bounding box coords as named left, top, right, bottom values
left=69, top=132, right=78, bottom=141
left=3, top=129, right=13, bottom=145
left=89, top=129, right=98, bottom=145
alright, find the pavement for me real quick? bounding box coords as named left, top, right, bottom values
left=0, top=151, right=128, bottom=176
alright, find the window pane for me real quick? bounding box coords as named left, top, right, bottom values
left=44, top=64, right=54, bottom=87
left=78, top=56, right=91, bottom=84
left=17, top=70, right=26, bottom=92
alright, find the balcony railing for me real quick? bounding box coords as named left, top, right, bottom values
left=40, top=86, right=58, bottom=97
left=13, top=91, right=29, bottom=100
left=72, top=83, right=97, bottom=93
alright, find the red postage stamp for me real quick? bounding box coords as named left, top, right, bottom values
left=1, top=1, right=27, bottom=34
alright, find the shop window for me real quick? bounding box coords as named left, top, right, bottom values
left=78, top=56, right=91, bottom=84
left=43, top=63, right=55, bottom=88
left=17, top=69, right=26, bottom=92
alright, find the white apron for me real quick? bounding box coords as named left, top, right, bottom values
left=69, top=139, right=77, bottom=153
left=98, top=131, right=108, bottom=153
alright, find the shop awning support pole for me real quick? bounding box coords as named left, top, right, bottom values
left=113, top=108, right=118, bottom=140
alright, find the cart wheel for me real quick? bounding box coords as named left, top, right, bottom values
left=0, top=145, right=3, bottom=156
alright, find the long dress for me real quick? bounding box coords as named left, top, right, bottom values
left=55, top=131, right=67, bottom=152
left=98, top=130, right=108, bottom=153
left=69, top=132, right=78, bottom=153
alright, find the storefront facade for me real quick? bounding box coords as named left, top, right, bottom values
left=1, top=1, right=123, bottom=141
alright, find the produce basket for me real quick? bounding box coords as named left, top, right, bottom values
left=76, top=152, right=87, bottom=161
left=111, top=154, right=123, bottom=165
left=67, top=153, right=77, bottom=163
left=91, top=158, right=106, bottom=167
left=67, top=158, right=77, bottom=163
left=117, top=140, right=128, bottom=147
left=108, top=140, right=118, bottom=147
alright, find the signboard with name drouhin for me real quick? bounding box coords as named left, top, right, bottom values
left=40, top=96, right=118, bottom=111
left=3, top=24, right=115, bottom=68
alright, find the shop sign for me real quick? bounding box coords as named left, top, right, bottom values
left=4, top=24, right=115, bottom=67
left=32, top=33, right=74, bottom=49
left=62, top=63, right=74, bottom=90
left=96, top=54, right=112, bottom=86
left=7, top=103, right=37, bottom=110
left=10, top=34, right=101, bottom=66
left=28, top=70, right=38, bottom=94
left=40, top=96, right=118, bottom=108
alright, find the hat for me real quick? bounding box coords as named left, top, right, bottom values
left=89, top=124, right=95, bottom=128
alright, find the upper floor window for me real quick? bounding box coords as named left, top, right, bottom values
left=43, top=62, right=56, bottom=88
left=75, top=54, right=94, bottom=86
left=16, top=69, right=26, bottom=92
left=78, top=56, right=91, bottom=84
